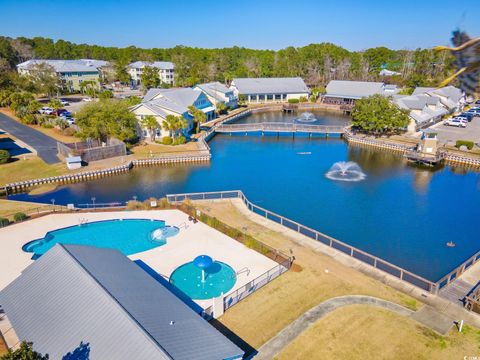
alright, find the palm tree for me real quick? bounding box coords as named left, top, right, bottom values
left=141, top=115, right=159, bottom=141
left=188, top=105, right=206, bottom=133
left=162, top=115, right=187, bottom=139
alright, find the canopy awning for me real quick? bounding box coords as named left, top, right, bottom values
left=201, top=106, right=216, bottom=113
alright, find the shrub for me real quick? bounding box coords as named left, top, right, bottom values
left=455, top=140, right=474, bottom=150
left=173, top=136, right=186, bottom=145
left=13, top=212, right=28, bottom=222
left=288, top=98, right=300, bottom=104
left=299, top=96, right=308, bottom=103
left=0, top=217, right=9, bottom=227
left=161, top=136, right=173, bottom=145
left=63, top=127, right=77, bottom=136
left=0, top=149, right=10, bottom=164
left=309, top=95, right=318, bottom=103
left=42, top=123, right=54, bottom=129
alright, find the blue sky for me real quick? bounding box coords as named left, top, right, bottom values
left=0, top=0, right=478, bottom=50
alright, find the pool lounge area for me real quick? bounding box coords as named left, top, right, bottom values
left=0, top=210, right=278, bottom=309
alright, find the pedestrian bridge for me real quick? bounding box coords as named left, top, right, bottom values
left=214, top=122, right=346, bottom=135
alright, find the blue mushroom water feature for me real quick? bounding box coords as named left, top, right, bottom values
left=193, top=255, right=213, bottom=283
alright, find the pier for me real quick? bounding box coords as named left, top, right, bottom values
left=215, top=122, right=346, bottom=136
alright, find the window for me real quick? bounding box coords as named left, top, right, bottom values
left=267, top=94, right=274, bottom=101
left=258, top=95, right=265, bottom=101
left=275, top=94, right=282, bottom=100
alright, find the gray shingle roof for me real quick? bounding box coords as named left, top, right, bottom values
left=0, top=244, right=243, bottom=360
left=142, top=88, right=209, bottom=115
left=17, top=59, right=104, bottom=73
left=325, top=80, right=394, bottom=99
left=231, top=77, right=309, bottom=95
left=129, top=61, right=174, bottom=70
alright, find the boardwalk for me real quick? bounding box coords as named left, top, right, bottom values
left=215, top=122, right=345, bottom=135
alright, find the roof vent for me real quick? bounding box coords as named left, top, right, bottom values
left=169, top=320, right=175, bottom=325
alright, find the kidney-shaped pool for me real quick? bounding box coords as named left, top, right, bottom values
left=22, top=219, right=179, bottom=259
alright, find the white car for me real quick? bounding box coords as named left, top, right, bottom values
left=445, top=118, right=467, bottom=127
left=39, top=106, right=54, bottom=115
left=59, top=99, right=70, bottom=106
left=82, top=97, right=93, bottom=102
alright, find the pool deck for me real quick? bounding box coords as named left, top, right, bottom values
left=0, top=210, right=277, bottom=309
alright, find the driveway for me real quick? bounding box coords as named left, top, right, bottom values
left=0, top=112, right=60, bottom=164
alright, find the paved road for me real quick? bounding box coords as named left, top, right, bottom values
left=0, top=112, right=60, bottom=164
left=255, top=295, right=453, bottom=360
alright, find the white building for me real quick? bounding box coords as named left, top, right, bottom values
left=229, top=77, right=309, bottom=103
left=130, top=88, right=215, bottom=140
left=128, top=61, right=175, bottom=86
left=16, top=59, right=109, bottom=92
left=193, top=82, right=238, bottom=109
left=324, top=80, right=398, bottom=104
left=394, top=86, right=465, bottom=131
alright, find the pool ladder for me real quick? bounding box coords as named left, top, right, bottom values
left=177, top=222, right=188, bottom=229
left=78, top=218, right=89, bottom=226
left=235, top=267, right=250, bottom=278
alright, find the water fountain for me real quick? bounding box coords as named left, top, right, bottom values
left=325, top=161, right=366, bottom=182
left=296, top=112, right=317, bottom=123
left=193, top=255, right=214, bottom=283
left=151, top=225, right=180, bottom=242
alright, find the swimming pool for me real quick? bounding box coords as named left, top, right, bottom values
left=169, top=260, right=236, bottom=300
left=23, top=219, right=179, bottom=259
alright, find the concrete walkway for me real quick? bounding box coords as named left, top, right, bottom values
left=0, top=112, right=60, bottom=164
left=255, top=295, right=453, bottom=360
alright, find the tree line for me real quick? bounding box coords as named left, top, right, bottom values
left=0, top=36, right=456, bottom=89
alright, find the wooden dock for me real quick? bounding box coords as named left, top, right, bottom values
left=404, top=150, right=446, bottom=166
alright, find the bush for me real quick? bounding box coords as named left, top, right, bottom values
left=13, top=212, right=28, bottom=222
left=42, top=123, right=54, bottom=129
left=0, top=217, right=9, bottom=227
left=173, top=136, right=186, bottom=145
left=288, top=98, right=300, bottom=104
left=299, top=96, right=308, bottom=103
left=309, top=95, right=318, bottom=103
left=161, top=136, right=173, bottom=145
left=455, top=140, right=474, bottom=150
left=63, top=127, right=77, bottom=136
left=0, top=149, right=10, bottom=164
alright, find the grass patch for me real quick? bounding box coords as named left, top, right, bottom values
left=277, top=305, right=480, bottom=360
left=192, top=200, right=423, bottom=348
left=0, top=157, right=66, bottom=187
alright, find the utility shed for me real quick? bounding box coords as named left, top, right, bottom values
left=0, top=244, right=244, bottom=360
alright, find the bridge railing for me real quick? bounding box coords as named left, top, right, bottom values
left=215, top=122, right=345, bottom=133
left=166, top=190, right=439, bottom=294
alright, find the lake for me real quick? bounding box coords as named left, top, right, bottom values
left=9, top=110, right=480, bottom=281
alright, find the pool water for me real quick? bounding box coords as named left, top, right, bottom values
left=169, top=261, right=236, bottom=300
left=23, top=219, right=177, bottom=258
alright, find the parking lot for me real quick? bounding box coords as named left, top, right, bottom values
left=429, top=116, right=480, bottom=145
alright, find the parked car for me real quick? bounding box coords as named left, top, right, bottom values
left=475, top=100, right=480, bottom=105
left=53, top=109, right=68, bottom=116
left=65, top=118, right=75, bottom=125
left=459, top=113, right=474, bottom=121
left=466, top=109, right=480, bottom=116
left=39, top=107, right=54, bottom=115
left=59, top=99, right=70, bottom=106
left=59, top=111, right=72, bottom=118
left=82, top=97, right=93, bottom=102
left=445, top=118, right=467, bottom=127
left=455, top=115, right=470, bottom=122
